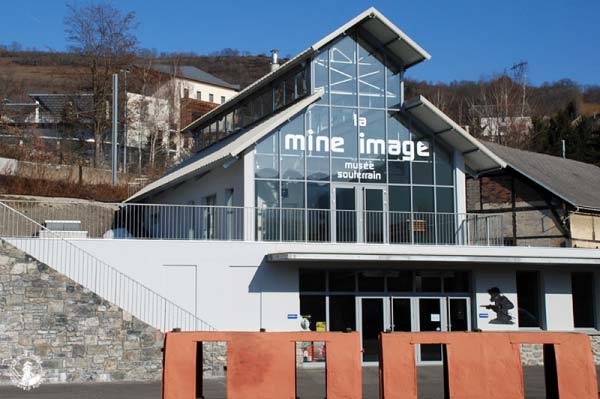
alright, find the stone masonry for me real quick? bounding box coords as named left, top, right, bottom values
left=0, top=239, right=164, bottom=384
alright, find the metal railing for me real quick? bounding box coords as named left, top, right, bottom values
left=0, top=201, right=216, bottom=332
left=0, top=199, right=504, bottom=246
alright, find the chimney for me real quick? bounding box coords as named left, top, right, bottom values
left=270, top=49, right=280, bottom=72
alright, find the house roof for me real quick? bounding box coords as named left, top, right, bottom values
left=483, top=141, right=600, bottom=211
left=29, top=93, right=94, bottom=118
left=183, top=7, right=431, bottom=132
left=403, top=95, right=506, bottom=173
left=147, top=65, right=240, bottom=91
left=126, top=90, right=323, bottom=202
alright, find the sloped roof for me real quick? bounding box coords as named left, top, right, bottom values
left=183, top=7, right=430, bottom=132
left=29, top=94, right=94, bottom=118
left=403, top=95, right=506, bottom=173
left=126, top=90, right=323, bottom=202
left=483, top=141, right=600, bottom=211
left=148, top=65, right=240, bottom=90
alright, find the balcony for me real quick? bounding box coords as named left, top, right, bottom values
left=0, top=200, right=504, bottom=246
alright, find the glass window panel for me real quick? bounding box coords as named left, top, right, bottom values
left=300, top=295, right=326, bottom=331
left=255, top=131, right=279, bottom=178
left=306, top=106, right=330, bottom=180
left=284, top=74, right=296, bottom=105
left=359, top=109, right=385, bottom=160
left=330, top=36, right=357, bottom=106
left=386, top=68, right=401, bottom=109
left=329, top=295, right=356, bottom=332
left=255, top=155, right=279, bottom=178
left=307, top=182, right=330, bottom=242
left=300, top=269, right=326, bottom=291
left=388, top=161, right=410, bottom=184
left=435, top=145, right=454, bottom=186
left=389, top=186, right=411, bottom=212
left=416, top=272, right=442, bottom=292
left=387, top=271, right=413, bottom=291
left=329, top=271, right=355, bottom=291
left=413, top=186, right=434, bottom=212
left=260, top=89, right=273, bottom=118
left=331, top=107, right=357, bottom=181
left=444, top=271, right=470, bottom=292
left=387, top=114, right=410, bottom=161
left=274, top=81, right=285, bottom=110
left=255, top=180, right=279, bottom=208
left=358, top=40, right=385, bottom=108
left=296, top=68, right=308, bottom=98
left=280, top=114, right=305, bottom=180
left=307, top=183, right=330, bottom=209
left=313, top=51, right=329, bottom=104
left=436, top=187, right=454, bottom=213
left=358, top=271, right=385, bottom=292
left=281, top=181, right=304, bottom=208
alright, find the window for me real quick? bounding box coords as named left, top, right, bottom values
left=209, top=93, right=214, bottom=103
left=517, top=271, right=542, bottom=328
left=572, top=272, right=595, bottom=328
left=221, top=96, right=226, bottom=104
left=183, top=88, right=189, bottom=98
left=196, top=91, right=202, bottom=100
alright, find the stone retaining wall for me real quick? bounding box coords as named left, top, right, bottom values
left=0, top=240, right=164, bottom=384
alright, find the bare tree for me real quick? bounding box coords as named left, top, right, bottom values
left=64, top=2, right=138, bottom=167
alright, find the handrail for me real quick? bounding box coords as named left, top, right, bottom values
left=0, top=199, right=505, bottom=246
left=0, top=200, right=216, bottom=332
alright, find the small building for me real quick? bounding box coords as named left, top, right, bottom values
left=127, top=64, right=240, bottom=161
left=467, top=141, right=600, bottom=248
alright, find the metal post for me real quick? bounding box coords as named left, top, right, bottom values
left=123, top=69, right=128, bottom=174
left=112, top=73, right=119, bottom=186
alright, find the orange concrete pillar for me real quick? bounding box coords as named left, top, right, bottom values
left=162, top=331, right=362, bottom=399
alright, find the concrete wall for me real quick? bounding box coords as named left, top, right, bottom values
left=147, top=158, right=244, bottom=207
left=571, top=213, right=600, bottom=249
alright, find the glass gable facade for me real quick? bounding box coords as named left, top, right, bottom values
left=255, top=33, right=457, bottom=244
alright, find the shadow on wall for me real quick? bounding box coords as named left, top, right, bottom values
left=248, top=258, right=298, bottom=294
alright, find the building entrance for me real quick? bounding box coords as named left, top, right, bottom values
left=332, top=184, right=387, bottom=243
left=357, top=296, right=470, bottom=363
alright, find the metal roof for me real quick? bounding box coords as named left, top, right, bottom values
left=183, top=7, right=430, bottom=132
left=403, top=95, right=507, bottom=173
left=483, top=141, right=600, bottom=212
left=126, top=90, right=323, bottom=202
left=148, top=65, right=240, bottom=90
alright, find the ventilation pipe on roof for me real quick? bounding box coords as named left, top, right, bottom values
left=270, top=49, right=280, bottom=72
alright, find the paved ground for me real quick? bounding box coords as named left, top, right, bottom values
left=0, top=366, right=583, bottom=398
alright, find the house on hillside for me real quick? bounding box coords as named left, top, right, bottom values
left=0, top=94, right=96, bottom=156
left=126, top=64, right=240, bottom=162
left=467, top=141, right=600, bottom=248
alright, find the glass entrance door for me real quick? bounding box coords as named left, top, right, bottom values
left=447, top=298, right=470, bottom=331
left=358, top=297, right=387, bottom=362
left=333, top=185, right=387, bottom=243
left=417, top=298, right=445, bottom=362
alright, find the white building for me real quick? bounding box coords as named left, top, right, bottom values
left=126, top=65, right=239, bottom=161
left=4, top=8, right=600, bottom=366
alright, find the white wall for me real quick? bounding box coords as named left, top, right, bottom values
left=177, top=79, right=237, bottom=104
left=542, top=270, right=574, bottom=330
left=473, top=268, right=519, bottom=331
left=148, top=158, right=244, bottom=207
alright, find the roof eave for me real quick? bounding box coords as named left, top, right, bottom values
left=403, top=95, right=507, bottom=174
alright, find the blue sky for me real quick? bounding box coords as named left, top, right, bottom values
left=1, top=0, right=599, bottom=86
